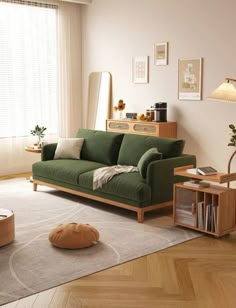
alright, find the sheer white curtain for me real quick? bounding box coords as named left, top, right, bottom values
left=0, top=0, right=83, bottom=176
left=0, top=0, right=59, bottom=176
left=57, top=1, right=82, bottom=138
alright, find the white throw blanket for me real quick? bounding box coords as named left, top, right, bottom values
left=93, top=165, right=139, bottom=190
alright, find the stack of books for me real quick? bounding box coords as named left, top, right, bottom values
left=186, top=166, right=218, bottom=176
left=183, top=180, right=210, bottom=188
left=197, top=166, right=218, bottom=176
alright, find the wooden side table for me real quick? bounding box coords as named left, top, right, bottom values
left=24, top=146, right=42, bottom=181
left=173, top=165, right=236, bottom=237
left=24, top=146, right=42, bottom=154
left=0, top=209, right=15, bottom=247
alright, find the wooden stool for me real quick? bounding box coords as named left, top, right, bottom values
left=0, top=209, right=15, bottom=247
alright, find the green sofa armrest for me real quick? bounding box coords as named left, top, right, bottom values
left=146, top=154, right=196, bottom=204
left=41, top=143, right=57, bottom=161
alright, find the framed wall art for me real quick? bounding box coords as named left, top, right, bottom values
left=178, top=58, right=202, bottom=100
left=154, top=42, right=168, bottom=66
left=133, top=56, right=149, bottom=83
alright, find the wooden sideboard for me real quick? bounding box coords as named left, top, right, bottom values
left=106, top=119, right=177, bottom=138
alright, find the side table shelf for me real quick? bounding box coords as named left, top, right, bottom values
left=173, top=165, right=236, bottom=237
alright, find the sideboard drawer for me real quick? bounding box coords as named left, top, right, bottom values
left=107, top=121, right=130, bottom=131
left=133, top=123, right=157, bottom=133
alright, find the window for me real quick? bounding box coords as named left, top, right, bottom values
left=0, top=0, right=58, bottom=138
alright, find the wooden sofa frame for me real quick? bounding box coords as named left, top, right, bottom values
left=33, top=180, right=172, bottom=223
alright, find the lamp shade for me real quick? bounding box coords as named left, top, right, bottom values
left=208, top=81, right=236, bottom=103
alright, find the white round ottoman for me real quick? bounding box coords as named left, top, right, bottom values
left=0, top=208, right=15, bottom=247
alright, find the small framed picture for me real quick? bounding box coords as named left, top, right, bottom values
left=178, top=58, right=202, bottom=100
left=133, top=56, right=149, bottom=83
left=154, top=42, right=168, bottom=66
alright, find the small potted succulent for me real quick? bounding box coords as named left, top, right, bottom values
left=30, top=125, right=47, bottom=148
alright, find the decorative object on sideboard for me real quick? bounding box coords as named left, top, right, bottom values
left=208, top=77, right=236, bottom=187
left=147, top=102, right=167, bottom=122
left=113, top=99, right=126, bottom=119
left=30, top=125, right=47, bottom=148
left=137, top=113, right=150, bottom=121
left=145, top=109, right=154, bottom=121
left=126, top=113, right=137, bottom=120
left=178, top=58, right=202, bottom=100
left=133, top=56, right=149, bottom=84
left=154, top=42, right=168, bottom=66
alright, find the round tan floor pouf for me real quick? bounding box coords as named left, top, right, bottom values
left=0, top=208, right=15, bottom=247
left=49, top=222, right=100, bottom=249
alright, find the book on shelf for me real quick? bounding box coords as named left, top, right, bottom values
left=204, top=204, right=218, bottom=232
left=205, top=204, right=212, bottom=231
left=183, top=180, right=210, bottom=188
left=197, top=201, right=204, bottom=229
left=197, top=166, right=218, bottom=176
left=186, top=168, right=198, bottom=175
left=212, top=205, right=218, bottom=233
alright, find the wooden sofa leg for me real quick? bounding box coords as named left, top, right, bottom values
left=33, top=182, right=37, bottom=191
left=137, top=209, right=144, bottom=223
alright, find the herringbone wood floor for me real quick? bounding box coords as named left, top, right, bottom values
left=2, top=174, right=236, bottom=308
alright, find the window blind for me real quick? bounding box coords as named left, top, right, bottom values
left=0, top=0, right=58, bottom=138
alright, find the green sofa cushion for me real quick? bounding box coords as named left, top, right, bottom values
left=76, top=129, right=124, bottom=165
left=79, top=170, right=151, bottom=203
left=33, top=159, right=107, bottom=186
left=117, top=134, right=185, bottom=166
left=137, top=148, right=163, bottom=178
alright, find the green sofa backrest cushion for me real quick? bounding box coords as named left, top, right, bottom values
left=76, top=129, right=124, bottom=165
left=117, top=134, right=185, bottom=166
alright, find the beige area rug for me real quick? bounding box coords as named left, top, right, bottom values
left=0, top=178, right=201, bottom=306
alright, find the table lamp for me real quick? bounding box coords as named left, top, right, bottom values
left=208, top=77, right=236, bottom=187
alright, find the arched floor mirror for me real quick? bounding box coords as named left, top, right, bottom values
left=87, top=72, right=112, bottom=131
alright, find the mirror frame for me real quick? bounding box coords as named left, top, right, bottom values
left=87, top=71, right=112, bottom=131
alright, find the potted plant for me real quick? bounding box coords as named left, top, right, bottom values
left=228, top=124, right=236, bottom=147
left=30, top=125, right=47, bottom=147
left=227, top=124, right=236, bottom=176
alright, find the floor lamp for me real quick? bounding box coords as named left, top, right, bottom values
left=208, top=77, right=236, bottom=188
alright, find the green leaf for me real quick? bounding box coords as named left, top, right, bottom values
left=30, top=125, right=47, bottom=137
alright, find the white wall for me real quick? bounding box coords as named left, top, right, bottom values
left=81, top=0, right=236, bottom=176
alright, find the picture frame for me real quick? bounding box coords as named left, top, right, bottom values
left=154, top=42, right=168, bottom=66
left=133, top=56, right=149, bottom=84
left=178, top=58, right=202, bottom=100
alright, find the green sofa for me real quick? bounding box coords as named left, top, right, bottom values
left=32, top=129, right=196, bottom=222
